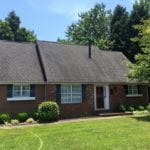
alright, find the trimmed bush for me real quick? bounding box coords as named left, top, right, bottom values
left=117, top=104, right=126, bottom=112
left=38, top=101, right=59, bottom=121
left=146, top=104, right=150, bottom=113
left=128, top=107, right=134, bottom=112
left=1, top=113, right=11, bottom=123
left=26, top=118, right=35, bottom=124
left=11, top=119, right=19, bottom=125
left=29, top=111, right=38, bottom=120
left=17, top=112, right=29, bottom=122
left=137, top=105, right=145, bottom=111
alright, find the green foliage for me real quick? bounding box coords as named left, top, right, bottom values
left=0, top=116, right=3, bottom=124
left=128, top=106, right=135, bottom=112
left=137, top=105, right=145, bottom=111
left=0, top=21, right=14, bottom=40
left=17, top=112, right=29, bottom=122
left=110, top=5, right=130, bottom=56
left=5, top=11, right=20, bottom=33
left=127, top=19, right=150, bottom=82
left=11, top=119, right=19, bottom=125
left=63, top=3, right=112, bottom=49
left=0, top=113, right=11, bottom=123
left=38, top=101, right=59, bottom=121
left=128, top=0, right=150, bottom=61
left=117, top=104, right=126, bottom=112
left=26, top=118, right=35, bottom=124
left=29, top=111, right=38, bottom=120
left=146, top=104, right=150, bottom=112
left=0, top=11, right=36, bottom=42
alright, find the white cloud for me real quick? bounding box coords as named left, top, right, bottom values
left=47, top=0, right=91, bottom=19
left=25, top=0, right=92, bottom=20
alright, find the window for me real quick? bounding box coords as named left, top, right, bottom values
left=61, top=85, right=82, bottom=104
left=127, top=85, right=138, bottom=95
left=126, top=85, right=142, bottom=97
left=13, top=85, right=30, bottom=97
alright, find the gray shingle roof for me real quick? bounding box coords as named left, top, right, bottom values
left=37, top=40, right=129, bottom=83
left=0, top=40, right=44, bottom=83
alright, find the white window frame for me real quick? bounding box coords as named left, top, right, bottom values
left=7, top=84, right=35, bottom=101
left=126, top=85, right=142, bottom=97
left=61, top=84, right=82, bottom=104
left=13, top=85, right=30, bottom=97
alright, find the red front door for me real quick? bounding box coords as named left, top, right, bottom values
left=96, top=87, right=104, bottom=109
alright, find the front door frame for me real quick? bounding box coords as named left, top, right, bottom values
left=94, top=84, right=110, bottom=111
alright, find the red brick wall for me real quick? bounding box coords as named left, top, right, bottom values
left=109, top=85, right=148, bottom=111
left=46, top=84, right=95, bottom=118
left=0, top=85, right=45, bottom=114
left=0, top=84, right=148, bottom=117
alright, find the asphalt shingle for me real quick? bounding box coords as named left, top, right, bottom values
left=0, top=40, right=44, bottom=83
left=37, top=41, right=129, bottom=83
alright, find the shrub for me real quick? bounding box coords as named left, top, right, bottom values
left=146, top=104, right=150, bottom=113
left=0, top=116, right=3, bottom=124
left=137, top=105, right=145, bottom=111
left=0, top=113, right=11, bottom=123
left=128, top=107, right=134, bottom=112
left=38, top=101, right=59, bottom=121
left=17, top=112, right=29, bottom=122
left=117, top=104, right=126, bottom=112
left=26, top=118, right=35, bottom=124
left=11, top=119, right=19, bottom=125
left=29, top=111, right=38, bottom=120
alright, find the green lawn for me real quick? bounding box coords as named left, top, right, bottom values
left=0, top=116, right=150, bottom=150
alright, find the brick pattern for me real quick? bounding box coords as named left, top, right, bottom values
left=0, top=84, right=148, bottom=117
left=46, top=84, right=95, bottom=118
left=109, top=85, right=148, bottom=111
left=0, top=85, right=45, bottom=115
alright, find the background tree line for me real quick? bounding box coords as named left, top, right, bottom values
left=58, top=0, right=150, bottom=62
left=0, top=11, right=36, bottom=42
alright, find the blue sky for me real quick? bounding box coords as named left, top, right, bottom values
left=0, top=0, right=136, bottom=41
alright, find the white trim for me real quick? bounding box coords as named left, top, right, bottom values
left=104, top=85, right=110, bottom=110
left=126, top=94, right=142, bottom=97
left=7, top=97, right=35, bottom=101
left=94, top=85, right=110, bottom=111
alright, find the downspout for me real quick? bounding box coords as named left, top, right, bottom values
left=35, top=41, right=48, bottom=101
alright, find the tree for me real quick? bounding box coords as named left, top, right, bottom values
left=15, top=27, right=36, bottom=42
left=61, top=3, right=112, bottom=50
left=110, top=5, right=129, bottom=56
left=0, top=11, right=36, bottom=42
left=128, top=0, right=150, bottom=61
left=0, top=21, right=14, bottom=40
left=5, top=11, right=20, bottom=34
left=127, top=19, right=150, bottom=82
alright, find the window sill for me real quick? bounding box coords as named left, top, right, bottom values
left=61, top=102, right=82, bottom=104
left=7, top=97, right=36, bottom=101
left=126, top=94, right=143, bottom=97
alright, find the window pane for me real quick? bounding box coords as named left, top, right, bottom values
left=13, top=90, right=21, bottom=97
left=13, top=85, right=20, bottom=91
left=22, top=90, right=30, bottom=97
left=72, top=85, right=82, bottom=93
left=22, top=85, right=30, bottom=90
left=61, top=84, right=82, bottom=103
left=128, top=85, right=138, bottom=95
left=61, top=85, right=71, bottom=103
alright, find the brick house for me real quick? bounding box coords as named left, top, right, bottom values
left=0, top=40, right=149, bottom=117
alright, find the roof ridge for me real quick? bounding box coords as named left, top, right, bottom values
left=37, top=40, right=92, bottom=48
left=0, top=39, right=34, bottom=44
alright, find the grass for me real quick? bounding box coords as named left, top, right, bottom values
left=0, top=115, right=150, bottom=150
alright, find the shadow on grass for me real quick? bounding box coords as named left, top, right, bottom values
left=131, top=115, right=150, bottom=122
